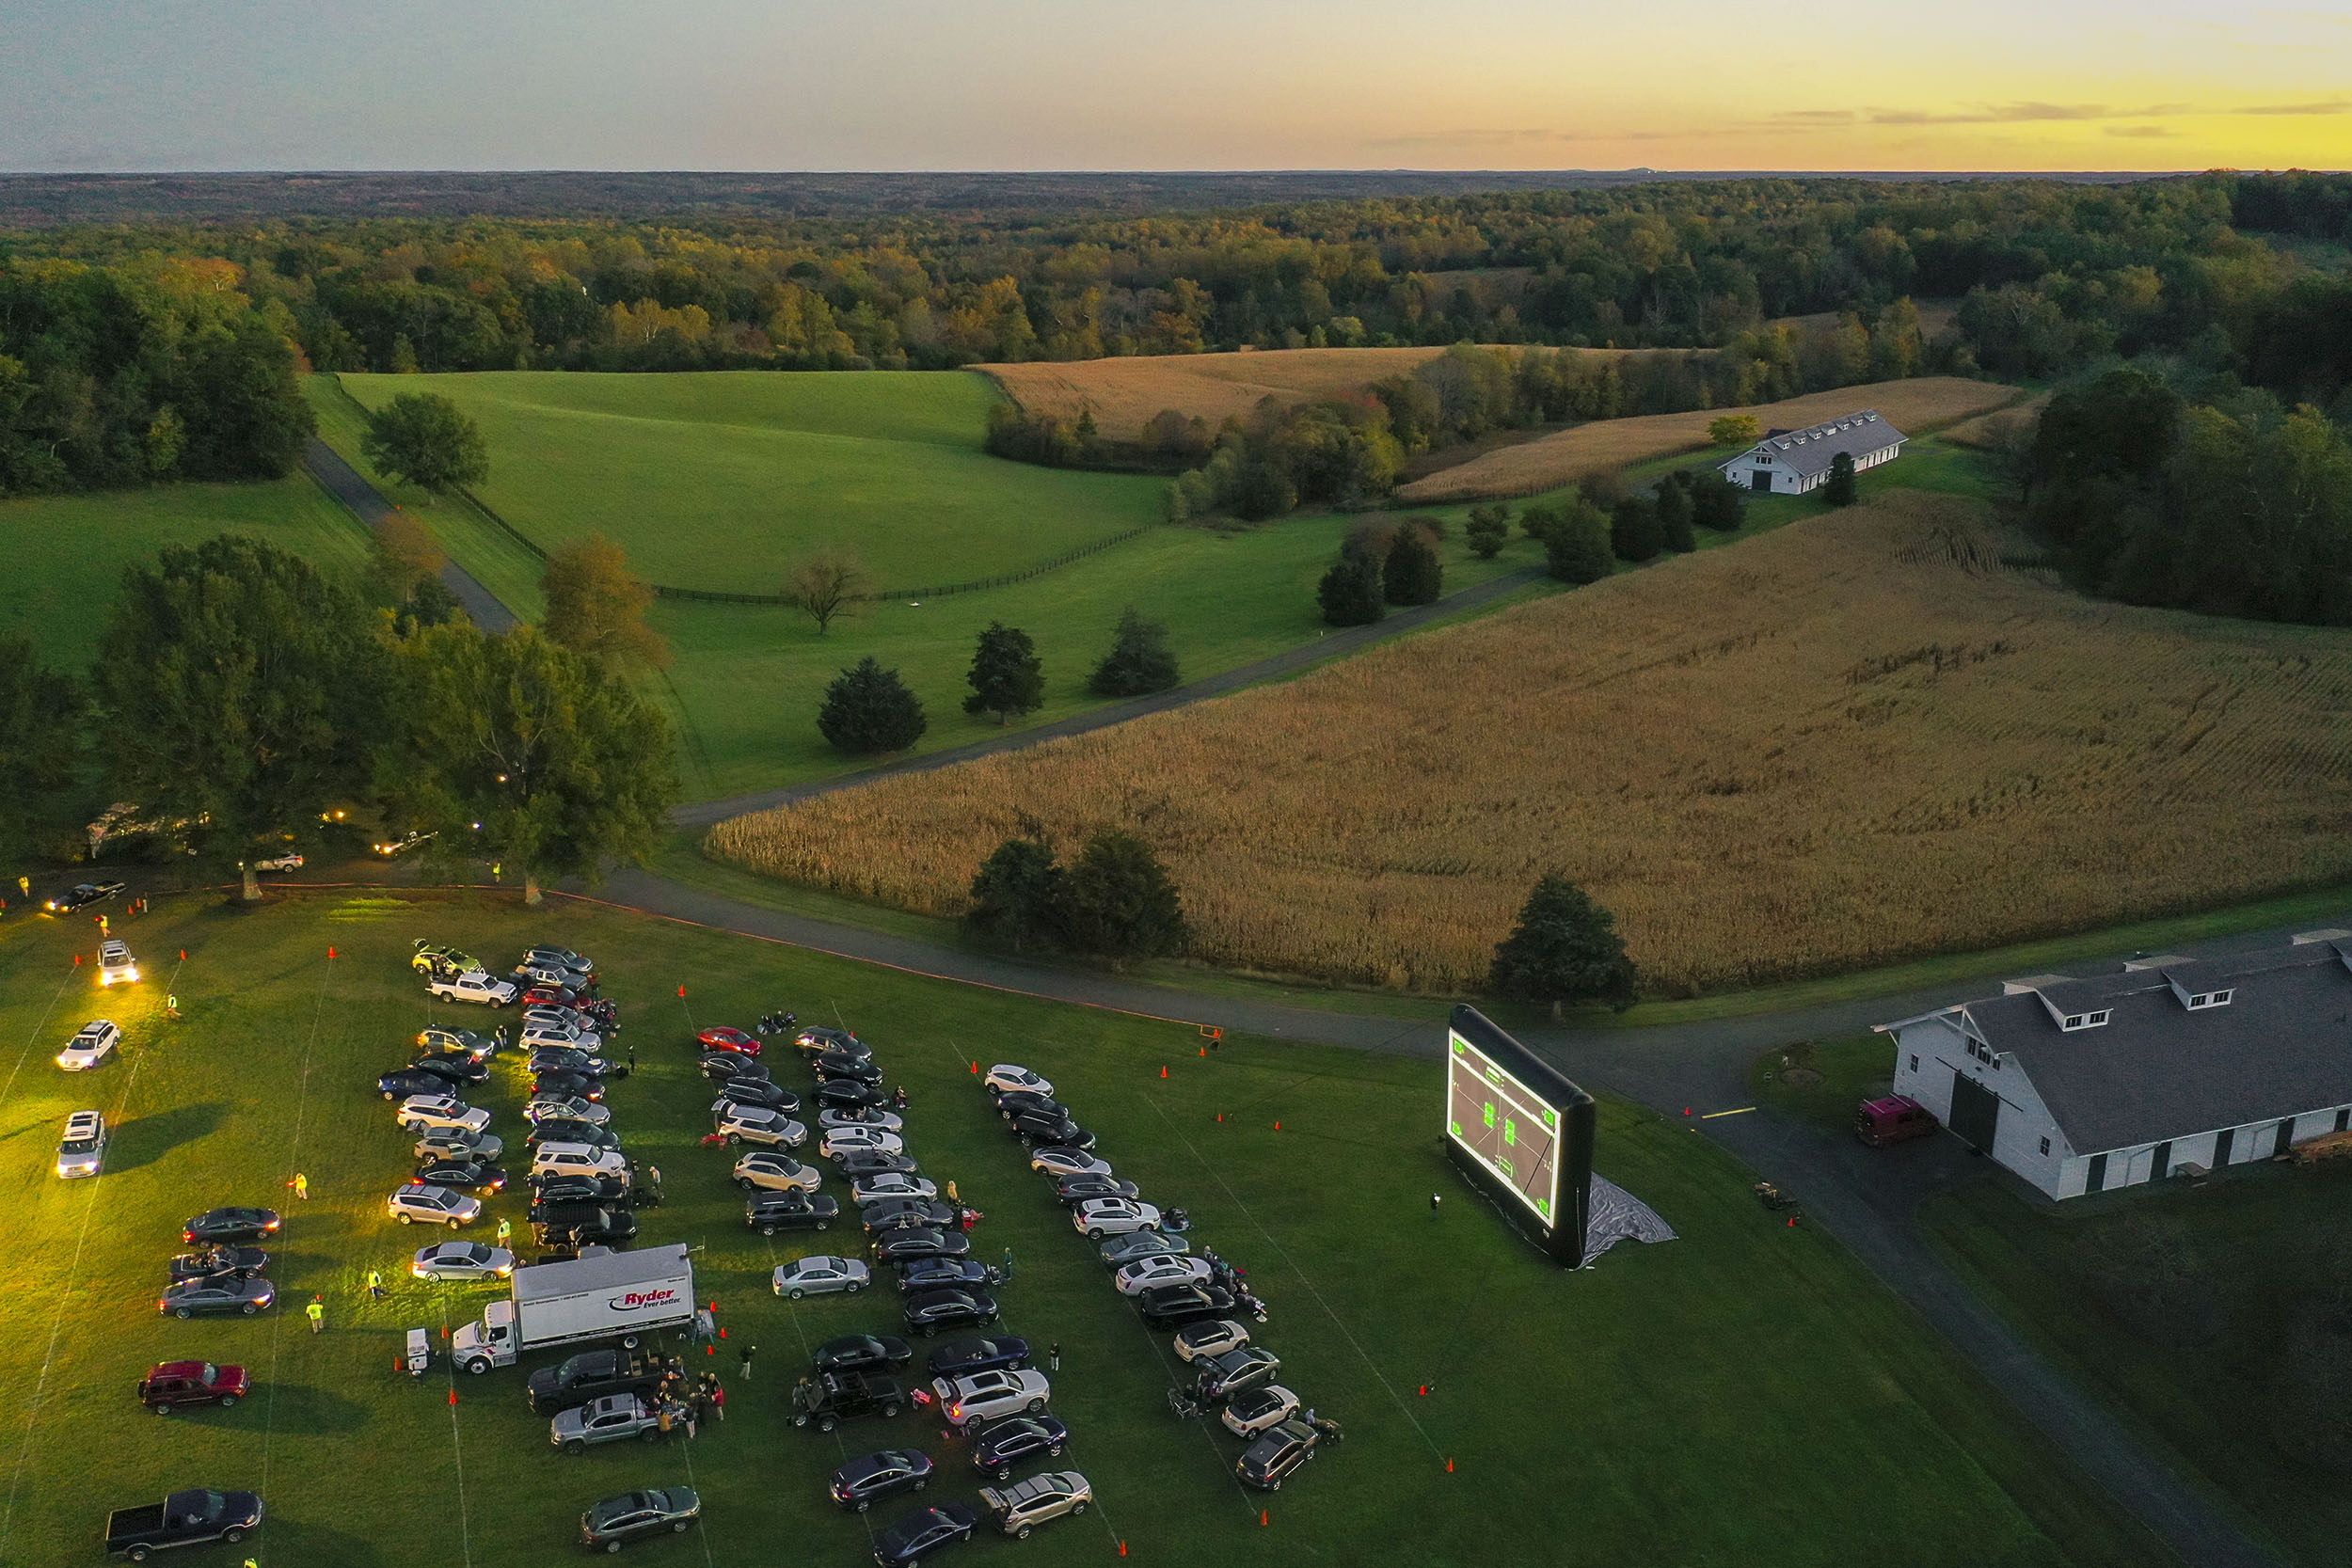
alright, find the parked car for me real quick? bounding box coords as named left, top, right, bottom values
left=1055, top=1176, right=1140, bottom=1209
left=852, top=1172, right=937, bottom=1206
left=794, top=1026, right=867, bottom=1060
left=930, top=1369, right=1050, bottom=1429
left=978, top=1470, right=1091, bottom=1540
left=137, top=1360, right=248, bottom=1414
left=903, top=1288, right=998, bottom=1337
left=813, top=1334, right=914, bottom=1374
left=412, top=1157, right=507, bottom=1192
left=160, top=1277, right=276, bottom=1319
left=531, top=1070, right=604, bottom=1102
left=701, top=1051, right=771, bottom=1083
left=396, top=1095, right=492, bottom=1135
left=897, top=1259, right=993, bottom=1295
left=183, top=1207, right=281, bottom=1243
left=789, top=1370, right=905, bottom=1432
left=1194, top=1344, right=1282, bottom=1402
left=982, top=1064, right=1052, bottom=1097
left=533, top=1204, right=638, bottom=1246
left=551, top=1393, right=660, bottom=1453
left=406, top=1050, right=491, bottom=1085
left=389, top=1183, right=481, bottom=1227
left=1171, top=1318, right=1251, bottom=1364
left=252, top=850, right=304, bottom=873
left=425, top=970, right=516, bottom=1007
left=57, top=1019, right=121, bottom=1070
left=44, top=879, right=124, bottom=914
left=1101, top=1231, right=1190, bottom=1269
left=1073, top=1198, right=1161, bottom=1239
left=815, top=1050, right=883, bottom=1085
left=528, top=1349, right=671, bottom=1416
left=967, top=1414, right=1069, bottom=1481
left=1007, top=1109, right=1086, bottom=1146
left=822, top=1125, right=906, bottom=1160
left=167, top=1246, right=267, bottom=1283
left=410, top=1241, right=516, bottom=1281
left=773, top=1255, right=870, bottom=1299
left=697, top=1025, right=760, bottom=1057
left=863, top=1197, right=957, bottom=1233
left=717, top=1104, right=807, bottom=1148
left=838, top=1150, right=921, bottom=1181
left=1220, top=1385, right=1301, bottom=1437
left=1029, top=1147, right=1110, bottom=1179
left=993, top=1089, right=1066, bottom=1121
left=525, top=1119, right=619, bottom=1152
left=418, top=1025, right=499, bottom=1061
left=412, top=940, right=478, bottom=974
left=713, top=1081, right=801, bottom=1116
left=580, top=1486, right=700, bottom=1552
left=1137, top=1283, right=1236, bottom=1329
left=96, top=939, right=139, bottom=986
left=526, top=1096, right=611, bottom=1128
left=818, top=1105, right=904, bottom=1132
left=872, top=1502, right=977, bottom=1567
left=521, top=1019, right=603, bottom=1053
left=1236, top=1418, right=1324, bottom=1490
left=737, top=1151, right=820, bottom=1194
left=56, top=1109, right=107, bottom=1178
left=526, top=944, right=596, bottom=976
left=818, top=1079, right=891, bottom=1111
left=746, top=1191, right=840, bottom=1235
left=532, top=1143, right=631, bottom=1184
left=831, top=1449, right=934, bottom=1513
left=514, top=958, right=588, bottom=990
left=926, top=1336, right=1029, bottom=1379
left=415, top=1127, right=503, bottom=1163
left=872, top=1227, right=970, bottom=1265
left=533, top=1173, right=632, bottom=1208
left=1856, top=1094, right=1939, bottom=1147
left=1114, top=1255, right=1213, bottom=1296
left=527, top=1045, right=609, bottom=1077
left=103, top=1487, right=262, bottom=1561
left=378, top=1068, right=456, bottom=1102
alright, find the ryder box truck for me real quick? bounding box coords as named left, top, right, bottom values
left=452, top=1243, right=695, bottom=1374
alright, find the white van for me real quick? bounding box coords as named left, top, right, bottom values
left=57, top=1111, right=107, bottom=1178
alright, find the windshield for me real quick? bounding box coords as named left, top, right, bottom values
left=61, top=1138, right=99, bottom=1154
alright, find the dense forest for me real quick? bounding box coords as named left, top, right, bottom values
left=5, top=172, right=2351, bottom=500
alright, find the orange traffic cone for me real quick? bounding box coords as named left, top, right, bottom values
left=447, top=1388, right=457, bottom=1406
left=1445, top=1457, right=1454, bottom=1472
left=969, top=1061, right=978, bottom=1074
left=1159, top=1066, right=1168, bottom=1079
left=1118, top=1544, right=1127, bottom=1558
left=1259, top=1510, right=1269, bottom=1527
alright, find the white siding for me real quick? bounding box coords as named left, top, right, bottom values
left=1890, top=1018, right=2068, bottom=1199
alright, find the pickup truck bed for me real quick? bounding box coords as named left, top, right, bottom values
left=104, top=1488, right=262, bottom=1560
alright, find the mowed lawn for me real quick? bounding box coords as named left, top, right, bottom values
left=0, top=477, right=374, bottom=666
left=316, top=372, right=1168, bottom=593
left=0, top=893, right=2153, bottom=1568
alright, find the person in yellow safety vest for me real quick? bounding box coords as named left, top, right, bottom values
left=306, top=1297, right=325, bottom=1333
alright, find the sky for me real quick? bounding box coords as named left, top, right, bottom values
left=4, top=0, right=2350, bottom=173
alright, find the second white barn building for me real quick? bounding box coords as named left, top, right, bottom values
left=1718, top=410, right=1905, bottom=495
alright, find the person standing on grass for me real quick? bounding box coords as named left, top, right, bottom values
left=496, top=1217, right=511, bottom=1248
left=627, top=1042, right=636, bottom=1071
left=1429, top=1193, right=1441, bottom=1219
left=946, top=1179, right=959, bottom=1204
left=293, top=1172, right=309, bottom=1200
left=366, top=1270, right=384, bottom=1301
left=739, top=1343, right=756, bottom=1381
left=306, top=1297, right=324, bottom=1334
left=1000, top=1246, right=1014, bottom=1280
left=711, top=1382, right=726, bottom=1421
left=1048, top=1341, right=1061, bottom=1373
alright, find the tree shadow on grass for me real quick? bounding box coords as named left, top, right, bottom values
left=106, top=1101, right=229, bottom=1171
left=209, top=1381, right=372, bottom=1436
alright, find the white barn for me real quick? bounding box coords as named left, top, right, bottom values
left=1718, top=410, right=1905, bottom=496
left=1874, top=932, right=2352, bottom=1200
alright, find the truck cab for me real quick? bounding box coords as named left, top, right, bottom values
left=1855, top=1095, right=1938, bottom=1147
left=104, top=1488, right=263, bottom=1560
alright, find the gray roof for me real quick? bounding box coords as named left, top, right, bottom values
left=515, top=1243, right=690, bottom=1303
left=1720, top=410, right=1906, bottom=479
left=1902, top=942, right=2352, bottom=1153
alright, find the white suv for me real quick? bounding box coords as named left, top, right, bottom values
left=97, top=941, right=138, bottom=986
left=389, top=1183, right=482, bottom=1227
left=56, top=1111, right=106, bottom=1179
left=930, top=1369, right=1051, bottom=1429
left=716, top=1104, right=806, bottom=1148
left=398, top=1095, right=493, bottom=1135
left=819, top=1126, right=905, bottom=1160
left=427, top=970, right=516, bottom=1007
left=521, top=1018, right=602, bottom=1052
left=532, top=1143, right=631, bottom=1183
left=57, top=1020, right=121, bottom=1071
left=1073, top=1198, right=1161, bottom=1239
left=1113, top=1255, right=1213, bottom=1296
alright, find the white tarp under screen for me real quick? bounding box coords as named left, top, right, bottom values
left=1580, top=1174, right=1676, bottom=1264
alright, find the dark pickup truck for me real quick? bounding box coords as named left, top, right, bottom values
left=525, top=1348, right=672, bottom=1417
left=104, top=1488, right=262, bottom=1560
left=789, top=1370, right=906, bottom=1433
left=530, top=1203, right=639, bottom=1246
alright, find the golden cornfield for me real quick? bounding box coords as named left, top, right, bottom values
left=707, top=494, right=2352, bottom=997
left=1395, top=377, right=2022, bottom=503
left=981, top=347, right=1467, bottom=441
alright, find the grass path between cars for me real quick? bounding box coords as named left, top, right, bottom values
left=0, top=890, right=2164, bottom=1568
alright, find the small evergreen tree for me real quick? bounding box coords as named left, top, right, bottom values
left=1824, top=451, right=1859, bottom=506
left=1317, top=550, right=1387, bottom=626
left=1690, top=472, right=1748, bottom=532
left=962, top=622, right=1044, bottom=725
left=817, top=657, right=927, bottom=753
left=1488, top=874, right=1639, bottom=1016
left=1060, top=828, right=1187, bottom=963
left=1654, top=480, right=1696, bottom=552
left=1382, top=525, right=1444, bottom=605
left=1089, top=607, right=1181, bottom=697
left=1543, top=497, right=1614, bottom=584
left=1464, top=508, right=1511, bottom=560
left=1518, top=502, right=1561, bottom=544
left=965, top=835, right=1065, bottom=952
left=1610, top=498, right=1663, bottom=562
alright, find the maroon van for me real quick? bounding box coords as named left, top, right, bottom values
left=1855, top=1095, right=1937, bottom=1147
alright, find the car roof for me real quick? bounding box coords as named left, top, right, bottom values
left=64, top=1110, right=103, bottom=1133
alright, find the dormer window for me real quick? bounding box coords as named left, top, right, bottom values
left=2185, top=990, right=2233, bottom=1009
left=2059, top=1010, right=2110, bottom=1031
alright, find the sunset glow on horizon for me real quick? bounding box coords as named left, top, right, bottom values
left=4, top=0, right=2350, bottom=172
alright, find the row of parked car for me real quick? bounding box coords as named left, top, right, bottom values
left=1005, top=1067, right=1339, bottom=1494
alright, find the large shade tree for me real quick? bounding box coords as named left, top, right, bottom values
left=94, top=534, right=389, bottom=896
left=395, top=623, right=675, bottom=904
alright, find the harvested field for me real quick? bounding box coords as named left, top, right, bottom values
left=709, top=493, right=2352, bottom=997
left=1940, top=392, right=2051, bottom=450
left=1396, top=377, right=2022, bottom=502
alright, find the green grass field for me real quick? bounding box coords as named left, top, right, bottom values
left=1927, top=1166, right=2352, bottom=1567
left=0, top=891, right=2154, bottom=1567
left=315, top=372, right=1168, bottom=594
left=0, top=477, right=374, bottom=667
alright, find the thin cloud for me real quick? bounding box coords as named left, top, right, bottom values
left=2233, top=100, right=2352, bottom=116
left=1775, top=98, right=2351, bottom=129
left=1364, top=128, right=1683, bottom=149
left=2106, top=125, right=2175, bottom=138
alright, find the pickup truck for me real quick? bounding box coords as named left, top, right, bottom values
left=104, top=1488, right=262, bottom=1560
left=788, top=1370, right=906, bottom=1433
left=525, top=1348, right=673, bottom=1416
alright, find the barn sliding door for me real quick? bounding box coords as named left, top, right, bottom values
left=1947, top=1072, right=2002, bottom=1152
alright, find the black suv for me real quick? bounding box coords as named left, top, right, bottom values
left=745, top=1191, right=840, bottom=1235
left=788, top=1371, right=906, bottom=1433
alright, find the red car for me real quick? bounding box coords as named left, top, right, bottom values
left=525, top=983, right=589, bottom=1008
left=1855, top=1095, right=1938, bottom=1147
left=698, top=1026, right=760, bottom=1057
left=138, top=1360, right=248, bottom=1413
